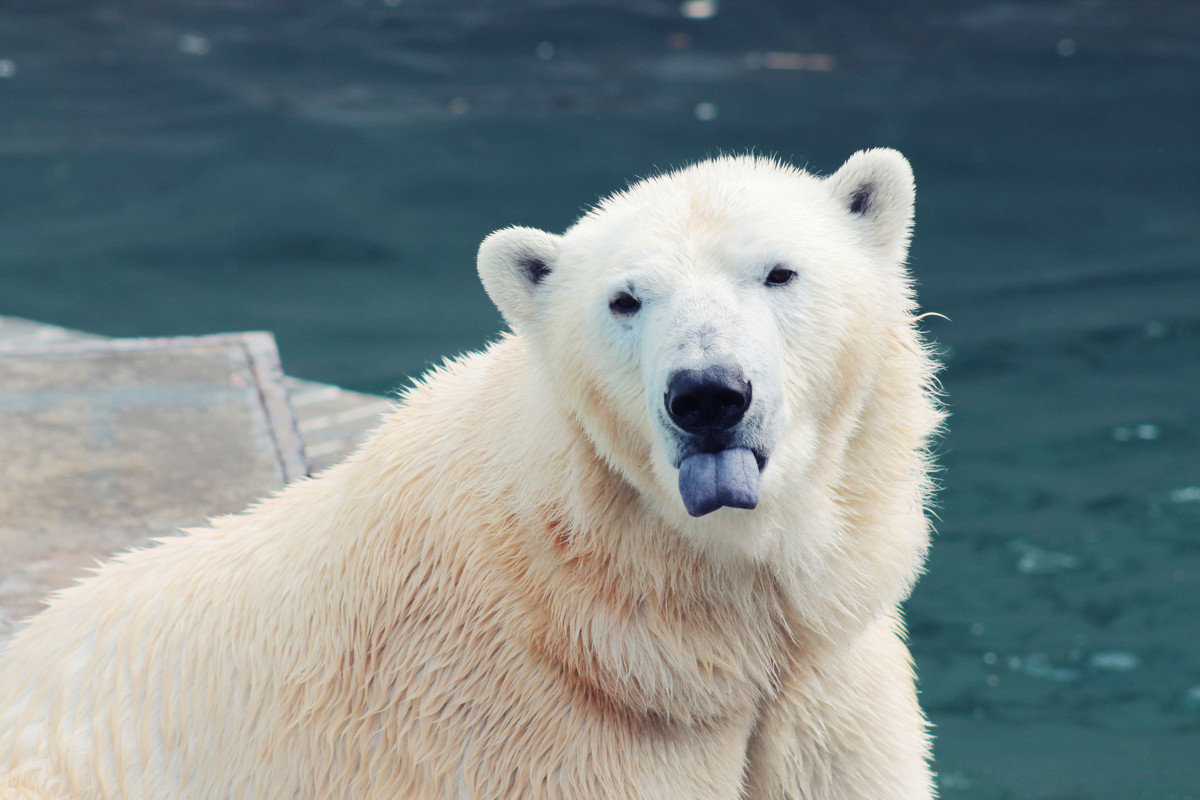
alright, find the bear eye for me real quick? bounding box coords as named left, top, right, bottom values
left=609, top=291, right=641, bottom=315
left=765, top=265, right=796, bottom=287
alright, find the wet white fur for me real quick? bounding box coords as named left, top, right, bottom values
left=1, top=150, right=942, bottom=799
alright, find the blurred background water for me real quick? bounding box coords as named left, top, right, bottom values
left=1, top=1, right=1199, bottom=796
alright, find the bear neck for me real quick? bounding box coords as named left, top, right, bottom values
left=765, top=320, right=943, bottom=649
left=336, top=336, right=793, bottom=724
left=321, top=328, right=938, bottom=726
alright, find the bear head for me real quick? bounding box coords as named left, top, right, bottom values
left=478, top=150, right=928, bottom=565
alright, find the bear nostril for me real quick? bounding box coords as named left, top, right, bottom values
left=713, top=388, right=747, bottom=416
left=670, top=395, right=699, bottom=421
left=665, top=368, right=752, bottom=435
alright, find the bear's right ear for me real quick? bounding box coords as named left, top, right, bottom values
left=477, top=226, right=562, bottom=333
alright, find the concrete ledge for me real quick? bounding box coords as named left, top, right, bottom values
left=0, top=317, right=392, bottom=642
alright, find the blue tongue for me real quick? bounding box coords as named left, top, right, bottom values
left=678, top=448, right=760, bottom=518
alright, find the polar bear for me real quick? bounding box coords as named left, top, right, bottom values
left=0, top=149, right=942, bottom=799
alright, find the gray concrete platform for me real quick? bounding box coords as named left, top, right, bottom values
left=0, top=317, right=394, bottom=474
left=0, top=317, right=392, bottom=642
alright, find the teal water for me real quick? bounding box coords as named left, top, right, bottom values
left=2, top=2, right=1199, bottom=796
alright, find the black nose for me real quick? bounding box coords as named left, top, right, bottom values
left=665, top=367, right=752, bottom=435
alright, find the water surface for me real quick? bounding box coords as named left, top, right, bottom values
left=2, top=2, right=1199, bottom=796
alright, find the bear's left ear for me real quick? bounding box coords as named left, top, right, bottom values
left=477, top=225, right=562, bottom=333
left=826, top=148, right=916, bottom=259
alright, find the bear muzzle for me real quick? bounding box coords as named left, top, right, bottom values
left=664, top=367, right=764, bottom=517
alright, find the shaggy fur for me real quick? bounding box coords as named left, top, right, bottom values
left=0, top=151, right=943, bottom=799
